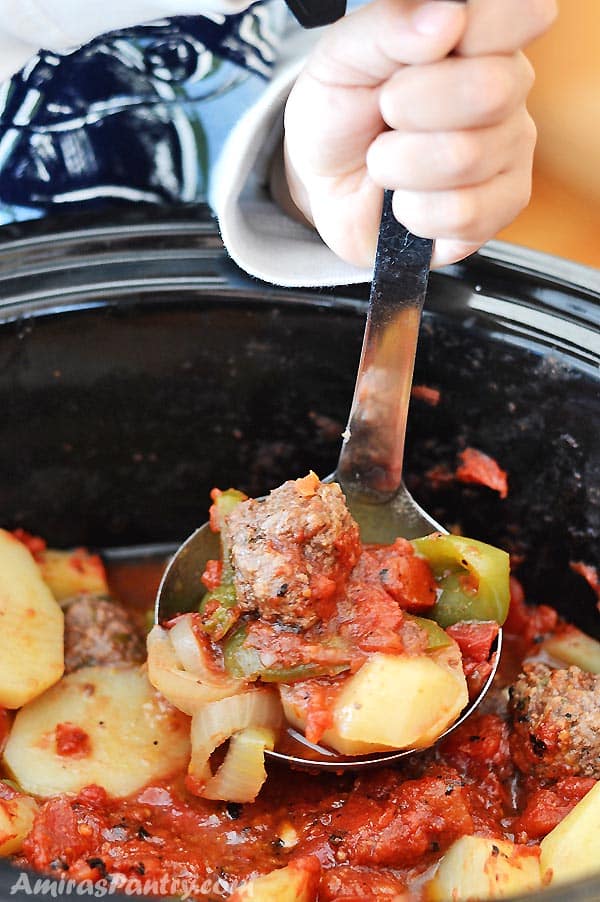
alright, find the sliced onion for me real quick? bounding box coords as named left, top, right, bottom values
left=202, top=726, right=276, bottom=803
left=169, top=614, right=226, bottom=681
left=146, top=626, right=242, bottom=715
left=189, top=688, right=283, bottom=792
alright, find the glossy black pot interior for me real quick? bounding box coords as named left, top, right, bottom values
left=0, top=207, right=598, bottom=901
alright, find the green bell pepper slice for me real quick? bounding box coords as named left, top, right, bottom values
left=412, top=534, right=510, bottom=628
left=223, top=625, right=350, bottom=683
left=199, top=583, right=239, bottom=640
left=404, top=613, right=453, bottom=650
left=199, top=489, right=246, bottom=640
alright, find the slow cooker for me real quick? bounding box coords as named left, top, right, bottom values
left=0, top=205, right=598, bottom=901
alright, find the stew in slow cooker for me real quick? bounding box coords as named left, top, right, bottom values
left=0, top=474, right=599, bottom=901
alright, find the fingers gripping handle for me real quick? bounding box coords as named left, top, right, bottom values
left=285, top=0, right=467, bottom=30
left=284, top=0, right=346, bottom=28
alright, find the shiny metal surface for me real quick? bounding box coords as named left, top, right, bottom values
left=156, top=194, right=501, bottom=768
left=334, top=190, right=442, bottom=542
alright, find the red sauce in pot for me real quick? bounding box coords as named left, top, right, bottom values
left=11, top=563, right=599, bottom=900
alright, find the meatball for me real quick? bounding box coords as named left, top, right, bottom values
left=509, top=662, right=600, bottom=781
left=225, top=474, right=361, bottom=629
left=63, top=594, right=145, bottom=674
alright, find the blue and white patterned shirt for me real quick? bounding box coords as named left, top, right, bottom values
left=0, top=2, right=285, bottom=226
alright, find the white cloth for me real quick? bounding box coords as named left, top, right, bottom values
left=0, top=0, right=372, bottom=287
left=212, top=25, right=373, bottom=287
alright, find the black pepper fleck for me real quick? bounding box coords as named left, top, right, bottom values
left=226, top=802, right=243, bottom=820
left=86, top=858, right=108, bottom=879
left=530, top=734, right=547, bottom=757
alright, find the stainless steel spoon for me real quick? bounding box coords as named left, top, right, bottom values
left=156, top=190, right=501, bottom=770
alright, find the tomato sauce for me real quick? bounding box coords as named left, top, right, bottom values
left=55, top=723, right=92, bottom=758
left=11, top=562, right=599, bottom=900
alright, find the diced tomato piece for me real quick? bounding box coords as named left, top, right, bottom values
left=504, top=589, right=558, bottom=642
left=304, top=683, right=336, bottom=746
left=22, top=797, right=100, bottom=870
left=278, top=677, right=340, bottom=746
left=462, top=659, right=495, bottom=697
left=55, top=722, right=92, bottom=758
left=201, top=559, right=223, bottom=591
left=446, top=621, right=499, bottom=664
left=345, top=774, right=474, bottom=868
left=515, top=777, right=597, bottom=840
left=425, top=463, right=455, bottom=489
left=570, top=560, right=600, bottom=603
left=455, top=448, right=508, bottom=498
left=208, top=488, right=224, bottom=532
left=11, top=528, right=47, bottom=560
left=411, top=384, right=441, bottom=406
left=440, top=713, right=512, bottom=775
left=76, top=785, right=109, bottom=809
left=364, top=538, right=437, bottom=613
left=445, top=621, right=499, bottom=697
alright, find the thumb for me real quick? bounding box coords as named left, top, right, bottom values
left=307, top=0, right=467, bottom=88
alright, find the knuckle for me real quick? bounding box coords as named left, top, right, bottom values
left=442, top=132, right=481, bottom=182
left=379, top=73, right=410, bottom=129
left=527, top=0, right=559, bottom=36
left=519, top=53, right=536, bottom=93
left=379, top=84, right=397, bottom=128
left=514, top=173, right=533, bottom=214
left=472, top=61, right=516, bottom=121
left=448, top=192, right=482, bottom=239
left=365, top=136, right=388, bottom=183
left=522, top=112, right=538, bottom=153
left=509, top=109, right=538, bottom=163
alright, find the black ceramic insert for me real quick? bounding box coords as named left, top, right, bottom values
left=0, top=207, right=598, bottom=902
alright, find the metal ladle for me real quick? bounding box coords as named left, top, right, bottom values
left=155, top=191, right=501, bottom=770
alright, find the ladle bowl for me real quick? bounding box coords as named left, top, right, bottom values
left=155, top=193, right=502, bottom=769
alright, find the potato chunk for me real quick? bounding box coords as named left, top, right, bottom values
left=333, top=648, right=468, bottom=751
left=282, top=645, right=467, bottom=755
left=280, top=685, right=377, bottom=756
left=427, top=836, right=542, bottom=901
left=0, top=529, right=64, bottom=709
left=229, top=858, right=320, bottom=902
left=0, top=787, right=38, bottom=856
left=38, top=548, right=109, bottom=604
left=3, top=665, right=190, bottom=798
left=542, top=628, right=600, bottom=674
left=540, top=780, right=600, bottom=886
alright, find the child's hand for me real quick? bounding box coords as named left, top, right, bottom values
left=283, top=0, right=557, bottom=269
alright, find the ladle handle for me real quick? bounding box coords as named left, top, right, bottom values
left=335, top=190, right=433, bottom=502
